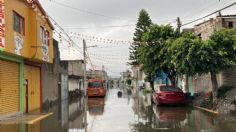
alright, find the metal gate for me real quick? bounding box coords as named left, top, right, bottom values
left=0, top=60, right=19, bottom=115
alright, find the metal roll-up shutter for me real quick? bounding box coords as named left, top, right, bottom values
left=0, top=60, right=20, bottom=116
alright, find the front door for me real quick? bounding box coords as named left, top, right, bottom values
left=24, top=79, right=29, bottom=113
left=24, top=65, right=41, bottom=112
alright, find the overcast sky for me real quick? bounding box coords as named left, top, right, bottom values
left=39, top=0, right=236, bottom=77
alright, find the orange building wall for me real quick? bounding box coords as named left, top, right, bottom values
left=3, top=0, right=53, bottom=63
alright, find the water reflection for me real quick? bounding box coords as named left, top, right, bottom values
left=153, top=107, right=192, bottom=132
left=130, top=90, right=236, bottom=132
left=87, top=97, right=105, bottom=116
left=1, top=88, right=236, bottom=132
left=154, top=107, right=191, bottom=123
left=68, top=97, right=86, bottom=132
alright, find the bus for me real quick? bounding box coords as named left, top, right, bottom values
left=87, top=79, right=106, bottom=97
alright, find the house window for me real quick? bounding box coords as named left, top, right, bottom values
left=197, top=33, right=202, bottom=39
left=228, top=22, right=234, bottom=28
left=13, top=11, right=25, bottom=35
left=45, top=31, right=49, bottom=46
left=40, top=26, right=50, bottom=46
left=40, top=26, right=44, bottom=43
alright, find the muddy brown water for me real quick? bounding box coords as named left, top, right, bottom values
left=1, top=88, right=236, bottom=132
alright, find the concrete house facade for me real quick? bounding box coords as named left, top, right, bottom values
left=41, top=39, right=69, bottom=109
left=60, top=60, right=84, bottom=94
left=0, top=0, right=54, bottom=116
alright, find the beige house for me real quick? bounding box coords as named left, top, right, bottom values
left=185, top=14, right=236, bottom=95
left=195, top=14, right=236, bottom=40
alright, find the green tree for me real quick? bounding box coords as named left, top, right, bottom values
left=169, top=33, right=203, bottom=93
left=170, top=29, right=236, bottom=105
left=137, top=44, right=157, bottom=89
left=169, top=33, right=203, bottom=76
left=129, top=9, right=152, bottom=66
left=201, top=29, right=236, bottom=104
left=137, top=24, right=179, bottom=88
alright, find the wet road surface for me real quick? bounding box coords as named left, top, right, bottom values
left=1, top=88, right=236, bottom=132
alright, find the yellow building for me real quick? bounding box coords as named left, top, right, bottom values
left=0, top=0, right=54, bottom=116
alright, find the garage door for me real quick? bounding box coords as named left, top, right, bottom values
left=0, top=60, right=19, bottom=116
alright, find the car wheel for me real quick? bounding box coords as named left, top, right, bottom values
left=156, top=99, right=161, bottom=106
left=180, top=103, right=186, bottom=107
left=151, top=95, right=154, bottom=103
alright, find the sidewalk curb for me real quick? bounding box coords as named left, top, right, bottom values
left=27, top=112, right=54, bottom=124
left=0, top=112, right=23, bottom=121
left=193, top=106, right=219, bottom=114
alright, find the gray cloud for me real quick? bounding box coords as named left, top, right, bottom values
left=40, top=0, right=236, bottom=77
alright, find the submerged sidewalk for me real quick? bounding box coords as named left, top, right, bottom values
left=0, top=111, right=53, bottom=125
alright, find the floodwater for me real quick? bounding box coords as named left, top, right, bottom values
left=1, top=88, right=236, bottom=132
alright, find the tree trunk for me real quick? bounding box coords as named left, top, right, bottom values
left=170, top=77, right=176, bottom=86
left=210, top=72, right=218, bottom=107
left=185, top=75, right=189, bottom=93
left=150, top=80, right=154, bottom=91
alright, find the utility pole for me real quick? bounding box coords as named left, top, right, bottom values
left=83, top=39, right=87, bottom=132
left=177, top=17, right=181, bottom=32
left=83, top=39, right=87, bottom=95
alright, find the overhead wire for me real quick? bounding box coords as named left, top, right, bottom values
left=182, top=0, right=220, bottom=19
left=48, top=12, right=97, bottom=69
left=51, top=16, right=95, bottom=69
left=182, top=1, right=236, bottom=27
left=63, top=24, right=135, bottom=29
left=46, top=0, right=128, bottom=20
left=45, top=0, right=236, bottom=76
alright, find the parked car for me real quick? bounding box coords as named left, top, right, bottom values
left=152, top=85, right=186, bottom=106
left=87, top=79, right=106, bottom=97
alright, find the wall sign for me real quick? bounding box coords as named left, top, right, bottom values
left=40, top=27, right=49, bottom=62
left=14, top=33, right=24, bottom=55
left=0, top=0, right=5, bottom=50
left=42, top=43, right=49, bottom=62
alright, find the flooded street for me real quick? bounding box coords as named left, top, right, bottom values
left=1, top=88, right=236, bottom=132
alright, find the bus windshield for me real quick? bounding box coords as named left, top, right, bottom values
left=88, top=82, right=103, bottom=88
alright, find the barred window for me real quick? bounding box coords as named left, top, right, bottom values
left=40, top=26, right=50, bottom=46
left=13, top=11, right=25, bottom=35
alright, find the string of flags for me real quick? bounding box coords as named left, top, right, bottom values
left=69, top=32, right=133, bottom=45
left=27, top=0, right=98, bottom=69
left=67, top=32, right=154, bottom=45
left=27, top=0, right=151, bottom=47
left=27, top=0, right=133, bottom=70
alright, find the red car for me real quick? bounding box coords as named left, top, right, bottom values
left=152, top=85, right=186, bottom=106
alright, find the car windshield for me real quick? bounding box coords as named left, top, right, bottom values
left=88, top=82, right=102, bottom=88
left=160, top=86, right=182, bottom=92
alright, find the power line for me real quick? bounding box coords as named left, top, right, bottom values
left=63, top=24, right=135, bottom=29
left=46, top=0, right=125, bottom=20
left=49, top=15, right=95, bottom=68
left=182, top=0, right=220, bottom=19
left=182, top=1, right=236, bottom=27
left=63, top=20, right=178, bottom=29
left=52, top=20, right=96, bottom=69
left=45, top=0, right=179, bottom=25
